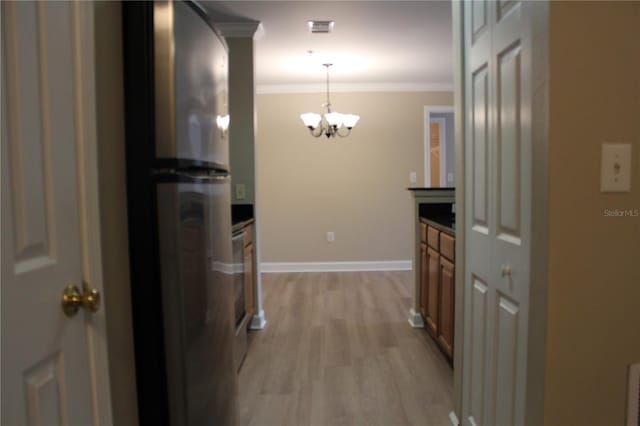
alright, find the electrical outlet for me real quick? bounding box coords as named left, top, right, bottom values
left=601, top=143, right=631, bottom=192
left=410, top=172, right=417, bottom=184
left=327, top=231, right=335, bottom=243
left=235, top=184, right=246, bottom=200
left=448, top=172, right=454, bottom=183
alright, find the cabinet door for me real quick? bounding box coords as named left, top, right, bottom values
left=425, top=247, right=440, bottom=337
left=244, top=241, right=254, bottom=319
left=420, top=242, right=428, bottom=318
left=438, top=256, right=455, bottom=360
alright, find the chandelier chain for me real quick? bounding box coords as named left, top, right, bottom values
left=324, top=63, right=332, bottom=110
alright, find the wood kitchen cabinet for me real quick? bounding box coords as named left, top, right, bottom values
left=438, top=256, right=454, bottom=358
left=420, top=240, right=428, bottom=320
left=244, top=223, right=255, bottom=321
left=425, top=246, right=440, bottom=337
left=418, top=220, right=455, bottom=363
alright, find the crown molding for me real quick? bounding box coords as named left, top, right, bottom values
left=214, top=21, right=262, bottom=39
left=256, top=82, right=454, bottom=94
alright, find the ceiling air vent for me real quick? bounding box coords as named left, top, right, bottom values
left=307, top=20, right=334, bottom=34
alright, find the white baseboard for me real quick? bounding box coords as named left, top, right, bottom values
left=260, top=260, right=411, bottom=273
left=249, top=309, right=267, bottom=330
left=408, top=308, right=425, bottom=328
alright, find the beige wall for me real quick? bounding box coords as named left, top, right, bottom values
left=545, top=2, right=640, bottom=425
left=256, top=91, right=452, bottom=263
left=94, top=2, right=138, bottom=424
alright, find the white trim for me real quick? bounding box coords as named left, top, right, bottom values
left=449, top=411, right=460, bottom=426
left=452, top=1, right=465, bottom=421
left=249, top=309, right=267, bottom=330
left=408, top=308, right=425, bottom=328
left=424, top=106, right=455, bottom=187
left=257, top=82, right=454, bottom=95
left=431, top=117, right=447, bottom=186
left=76, top=11, right=106, bottom=424
left=72, top=2, right=113, bottom=424
left=261, top=260, right=411, bottom=273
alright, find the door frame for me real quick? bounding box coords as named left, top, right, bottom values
left=424, top=106, right=454, bottom=187
left=69, top=2, right=114, bottom=424
left=451, top=2, right=550, bottom=425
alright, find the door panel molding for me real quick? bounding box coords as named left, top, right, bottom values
left=468, top=277, right=488, bottom=425
left=496, top=42, right=522, bottom=240
left=497, top=0, right=519, bottom=22
left=471, top=64, right=489, bottom=231
left=4, top=1, right=57, bottom=270
left=472, top=0, right=488, bottom=43
left=24, top=352, right=68, bottom=426
left=493, top=294, right=520, bottom=425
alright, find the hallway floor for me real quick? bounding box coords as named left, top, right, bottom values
left=237, top=271, right=453, bottom=426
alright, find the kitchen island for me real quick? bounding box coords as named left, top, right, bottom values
left=408, top=188, right=456, bottom=363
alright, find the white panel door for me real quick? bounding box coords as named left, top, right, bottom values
left=1, top=2, right=109, bottom=425
left=462, top=1, right=534, bottom=425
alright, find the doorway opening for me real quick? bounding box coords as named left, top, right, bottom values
left=424, top=106, right=455, bottom=188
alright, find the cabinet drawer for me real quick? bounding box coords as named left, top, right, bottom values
left=440, top=232, right=455, bottom=261
left=420, top=222, right=427, bottom=243
left=427, top=226, right=440, bottom=250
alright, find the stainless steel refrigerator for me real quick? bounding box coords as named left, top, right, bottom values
left=122, top=1, right=237, bottom=424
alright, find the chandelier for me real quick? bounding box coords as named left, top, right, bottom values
left=300, top=63, right=360, bottom=138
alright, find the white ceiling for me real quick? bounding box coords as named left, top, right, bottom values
left=202, top=1, right=453, bottom=93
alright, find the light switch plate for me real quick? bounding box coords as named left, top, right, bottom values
left=235, top=183, right=246, bottom=200
left=601, top=143, right=631, bottom=192
left=410, top=172, right=417, bottom=184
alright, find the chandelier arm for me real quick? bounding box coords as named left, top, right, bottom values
left=309, top=125, right=324, bottom=138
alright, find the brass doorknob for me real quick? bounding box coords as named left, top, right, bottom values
left=61, top=283, right=101, bottom=317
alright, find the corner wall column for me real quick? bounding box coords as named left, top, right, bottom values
left=216, top=21, right=266, bottom=329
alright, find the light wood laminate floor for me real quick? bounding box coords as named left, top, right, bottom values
left=238, top=271, right=453, bottom=426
